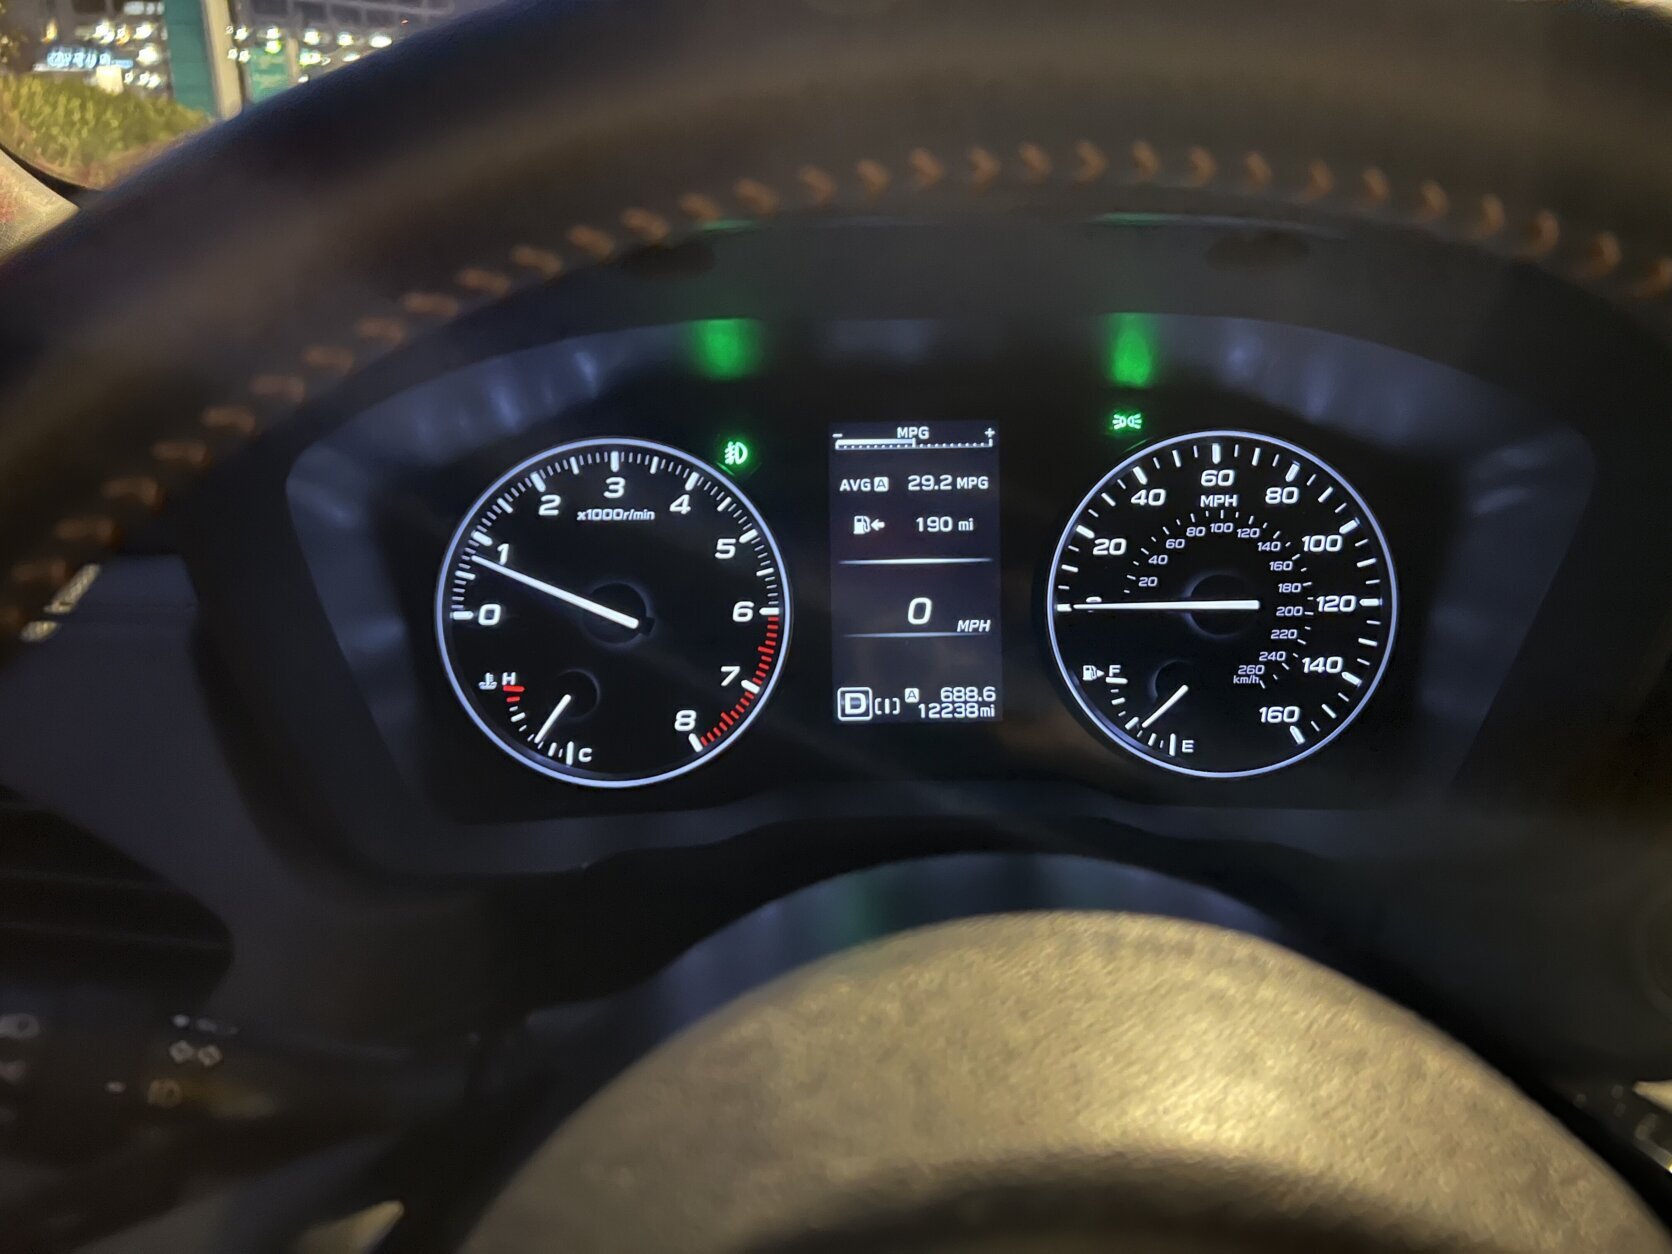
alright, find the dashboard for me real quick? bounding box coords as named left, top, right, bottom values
left=292, top=317, right=1575, bottom=821
left=0, top=213, right=1671, bottom=1072
left=127, top=215, right=1666, bottom=884
left=15, top=3, right=1672, bottom=1240
left=10, top=0, right=1672, bottom=1243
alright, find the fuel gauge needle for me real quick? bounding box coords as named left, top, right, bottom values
left=1140, top=684, right=1189, bottom=729
left=535, top=693, right=574, bottom=745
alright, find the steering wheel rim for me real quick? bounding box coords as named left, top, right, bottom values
left=0, top=0, right=1670, bottom=650
left=0, top=0, right=1669, bottom=1244
left=463, top=912, right=1672, bottom=1253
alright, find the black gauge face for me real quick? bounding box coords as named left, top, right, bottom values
left=1046, top=430, right=1397, bottom=778
left=436, top=438, right=791, bottom=788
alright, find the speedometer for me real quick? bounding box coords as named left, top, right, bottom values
left=436, top=438, right=790, bottom=788
left=1046, top=430, right=1396, bottom=777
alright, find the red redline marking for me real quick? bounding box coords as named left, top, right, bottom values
left=705, top=626, right=784, bottom=740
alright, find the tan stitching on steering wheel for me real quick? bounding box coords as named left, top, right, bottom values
left=5, top=138, right=1671, bottom=643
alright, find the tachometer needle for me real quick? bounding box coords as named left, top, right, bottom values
left=472, top=556, right=642, bottom=630
left=535, top=693, right=574, bottom=744
left=1066, top=599, right=1261, bottom=612
left=1140, top=683, right=1189, bottom=729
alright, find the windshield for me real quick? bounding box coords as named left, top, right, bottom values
left=0, top=0, right=454, bottom=189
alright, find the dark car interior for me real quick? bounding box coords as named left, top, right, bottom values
left=4, top=0, right=1672, bottom=1249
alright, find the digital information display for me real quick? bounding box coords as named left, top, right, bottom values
left=829, top=421, right=1002, bottom=723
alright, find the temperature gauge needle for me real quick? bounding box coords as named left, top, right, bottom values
left=535, top=693, right=574, bottom=745
left=472, top=556, right=642, bottom=630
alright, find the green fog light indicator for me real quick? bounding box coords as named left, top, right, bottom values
left=1108, top=410, right=1145, bottom=435
left=1104, top=313, right=1157, bottom=388
left=690, top=318, right=764, bottom=380
left=720, top=437, right=754, bottom=474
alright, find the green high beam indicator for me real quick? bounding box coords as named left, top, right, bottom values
left=689, top=319, right=764, bottom=380
left=1104, top=314, right=1158, bottom=388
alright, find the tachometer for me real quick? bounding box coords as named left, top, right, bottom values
left=1046, top=430, right=1395, bottom=777
left=436, top=438, right=790, bottom=788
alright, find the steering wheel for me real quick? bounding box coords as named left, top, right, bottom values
left=3, top=0, right=1672, bottom=1248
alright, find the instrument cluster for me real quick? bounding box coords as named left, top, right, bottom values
left=265, top=303, right=1613, bottom=876
left=173, top=206, right=1672, bottom=875
left=434, top=420, right=1402, bottom=791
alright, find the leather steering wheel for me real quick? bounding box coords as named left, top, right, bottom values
left=0, top=0, right=1670, bottom=648
left=2, top=0, right=1672, bottom=1247
left=465, top=913, right=1671, bottom=1252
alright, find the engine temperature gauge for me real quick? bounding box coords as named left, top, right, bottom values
left=1046, top=430, right=1396, bottom=778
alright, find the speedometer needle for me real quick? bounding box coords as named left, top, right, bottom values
left=1064, top=599, right=1261, bottom=612
left=472, top=556, right=642, bottom=630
